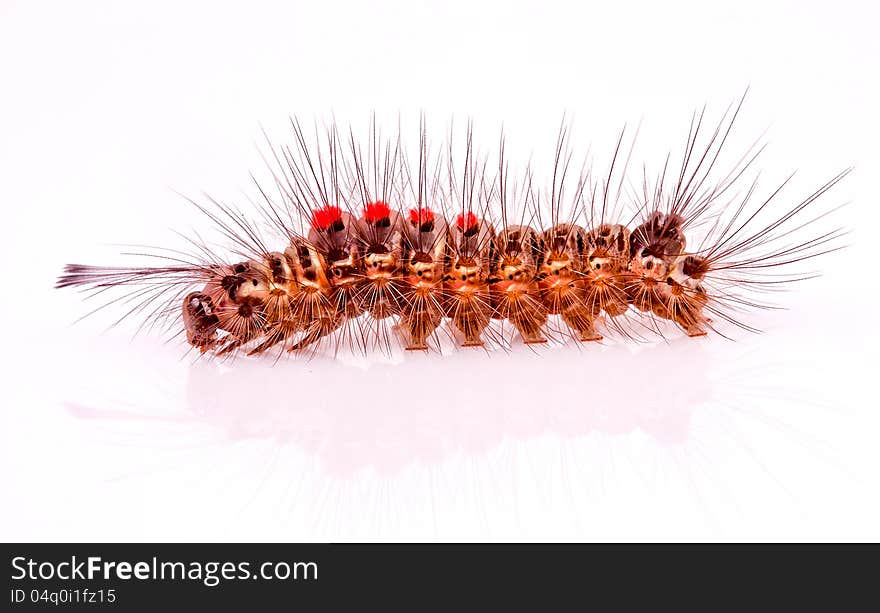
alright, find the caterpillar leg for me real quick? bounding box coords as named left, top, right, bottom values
left=683, top=324, right=708, bottom=338
left=513, top=307, right=548, bottom=344
left=670, top=306, right=708, bottom=337
left=400, top=313, right=442, bottom=350
left=287, top=284, right=347, bottom=354
left=649, top=256, right=712, bottom=337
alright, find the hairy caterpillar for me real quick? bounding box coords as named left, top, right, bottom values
left=56, top=100, right=849, bottom=360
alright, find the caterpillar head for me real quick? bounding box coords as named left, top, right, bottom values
left=285, top=241, right=329, bottom=289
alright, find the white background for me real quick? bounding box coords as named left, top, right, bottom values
left=1, top=0, right=878, bottom=541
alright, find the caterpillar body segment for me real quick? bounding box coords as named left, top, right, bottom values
left=537, top=223, right=603, bottom=342
left=443, top=212, right=496, bottom=347
left=55, top=109, right=849, bottom=361
left=398, top=208, right=449, bottom=351
left=490, top=224, right=549, bottom=345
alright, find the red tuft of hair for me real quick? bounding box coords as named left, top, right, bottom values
left=311, top=205, right=343, bottom=230
left=364, top=200, right=391, bottom=224
left=456, top=212, right=479, bottom=231
left=409, top=207, right=435, bottom=225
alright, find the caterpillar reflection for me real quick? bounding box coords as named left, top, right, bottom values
left=56, top=102, right=849, bottom=359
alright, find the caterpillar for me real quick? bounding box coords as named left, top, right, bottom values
left=56, top=100, right=849, bottom=360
